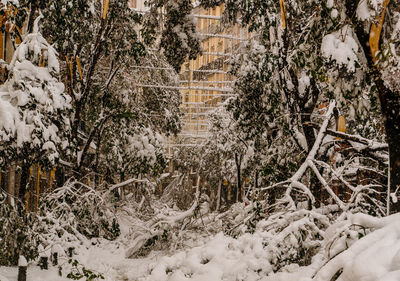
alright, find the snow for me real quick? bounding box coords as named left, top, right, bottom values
left=369, top=0, right=384, bottom=12
left=298, top=71, right=310, bottom=96
left=356, top=0, right=374, bottom=21
left=17, top=256, right=27, bottom=267
left=141, top=232, right=272, bottom=281
left=0, top=29, right=71, bottom=166
left=321, top=26, right=359, bottom=72
left=314, top=213, right=400, bottom=281
left=0, top=266, right=67, bottom=281
left=0, top=273, right=10, bottom=281
left=331, top=9, right=338, bottom=19
left=1, top=0, right=18, bottom=6
left=0, top=93, right=18, bottom=137
left=3, top=209, right=400, bottom=281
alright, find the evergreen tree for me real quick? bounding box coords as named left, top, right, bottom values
left=0, top=25, right=71, bottom=198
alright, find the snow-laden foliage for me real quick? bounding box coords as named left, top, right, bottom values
left=0, top=193, right=38, bottom=266
left=201, top=0, right=400, bottom=212
left=39, top=0, right=145, bottom=173
left=197, top=102, right=264, bottom=205
left=108, top=47, right=183, bottom=137
left=313, top=213, right=400, bottom=281
left=103, top=124, right=166, bottom=182
left=33, top=0, right=185, bottom=179
left=92, top=47, right=181, bottom=182
left=257, top=209, right=331, bottom=271
left=143, top=0, right=201, bottom=72
left=0, top=1, right=26, bottom=47
left=35, top=180, right=120, bottom=253
left=135, top=205, right=336, bottom=281
left=0, top=30, right=71, bottom=169
left=133, top=49, right=183, bottom=136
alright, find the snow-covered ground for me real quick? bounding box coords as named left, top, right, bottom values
left=0, top=232, right=310, bottom=281
left=3, top=212, right=400, bottom=281
left=0, top=266, right=68, bottom=281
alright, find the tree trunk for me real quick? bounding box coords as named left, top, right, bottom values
left=7, top=163, right=16, bottom=205
left=26, top=1, right=39, bottom=34
left=19, top=163, right=30, bottom=204
left=253, top=171, right=258, bottom=201
left=119, top=170, right=125, bottom=201
left=55, top=166, right=65, bottom=188
left=234, top=153, right=241, bottom=202
left=345, top=0, right=400, bottom=212
left=301, top=106, right=316, bottom=153
left=216, top=180, right=221, bottom=211
left=375, top=79, right=400, bottom=213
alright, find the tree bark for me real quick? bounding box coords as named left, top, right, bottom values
left=18, top=163, right=30, bottom=204
left=120, top=170, right=125, bottom=200
left=234, top=153, right=241, bottom=202
left=26, top=1, right=39, bottom=34
left=216, top=180, right=221, bottom=211
left=345, top=0, right=400, bottom=212
left=375, top=78, right=400, bottom=213
left=7, top=163, right=16, bottom=205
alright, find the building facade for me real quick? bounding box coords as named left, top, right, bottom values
left=178, top=4, right=249, bottom=143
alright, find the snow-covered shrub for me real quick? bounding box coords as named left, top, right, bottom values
left=141, top=232, right=273, bottom=281
left=208, top=201, right=334, bottom=271
left=35, top=181, right=119, bottom=251
left=0, top=192, right=39, bottom=266
left=256, top=209, right=331, bottom=271
left=65, top=259, right=105, bottom=281
left=103, top=124, right=166, bottom=182
left=124, top=191, right=202, bottom=258
left=314, top=213, right=400, bottom=281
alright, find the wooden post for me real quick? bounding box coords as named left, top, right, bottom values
left=0, top=28, right=4, bottom=60
left=18, top=256, right=27, bottom=281
left=227, top=183, right=231, bottom=202
left=102, top=0, right=110, bottom=20
left=68, top=247, right=74, bottom=258
left=39, top=256, right=48, bottom=270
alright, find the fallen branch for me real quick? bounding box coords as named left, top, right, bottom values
left=125, top=184, right=200, bottom=258
left=109, top=178, right=151, bottom=192
left=308, top=160, right=345, bottom=209
left=261, top=102, right=336, bottom=198
left=306, top=122, right=388, bottom=151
